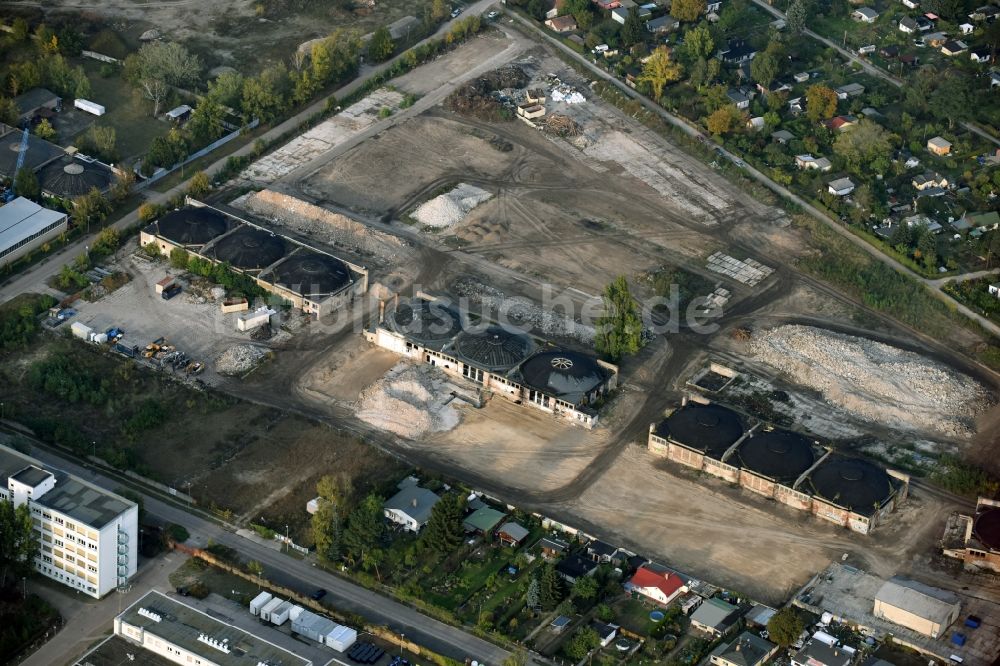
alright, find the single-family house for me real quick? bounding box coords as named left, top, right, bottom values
left=463, top=506, right=506, bottom=534
left=791, top=641, right=853, bottom=666
left=590, top=621, right=619, bottom=648
left=726, top=87, right=752, bottom=109
left=624, top=564, right=688, bottom=605
left=497, top=522, right=530, bottom=547
left=538, top=537, right=569, bottom=558
left=647, top=14, right=679, bottom=32
left=828, top=177, right=856, bottom=196
left=904, top=214, right=943, bottom=233
left=771, top=129, right=795, bottom=144
left=709, top=632, right=779, bottom=666
left=719, top=39, right=757, bottom=64
left=556, top=552, right=599, bottom=582
left=970, top=48, right=992, bottom=63
left=586, top=540, right=623, bottom=564
left=988, top=282, right=1000, bottom=297
left=13, top=88, right=62, bottom=124
left=912, top=172, right=948, bottom=190
left=690, top=597, right=743, bottom=637
left=545, top=15, right=578, bottom=31
left=959, top=21, right=974, bottom=33
left=796, top=154, right=833, bottom=171
left=852, top=7, right=878, bottom=22
left=744, top=605, right=777, bottom=628
left=942, top=39, right=968, bottom=55
left=915, top=15, right=934, bottom=30
left=835, top=82, right=865, bottom=99
left=969, top=5, right=1000, bottom=21
left=899, top=16, right=919, bottom=32
left=383, top=484, right=440, bottom=532
left=915, top=186, right=947, bottom=198
left=961, top=210, right=1000, bottom=230
left=826, top=115, right=858, bottom=132
left=927, top=136, right=952, bottom=155
left=902, top=0, right=919, bottom=8
left=611, top=7, right=630, bottom=23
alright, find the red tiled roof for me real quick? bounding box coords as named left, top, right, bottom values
left=629, top=566, right=685, bottom=598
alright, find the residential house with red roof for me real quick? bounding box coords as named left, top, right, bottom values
left=624, top=564, right=688, bottom=605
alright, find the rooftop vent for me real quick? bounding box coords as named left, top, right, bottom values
left=137, top=608, right=162, bottom=622
left=197, top=634, right=232, bottom=654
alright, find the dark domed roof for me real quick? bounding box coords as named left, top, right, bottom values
left=809, top=457, right=894, bottom=515
left=389, top=299, right=462, bottom=347
left=210, top=226, right=286, bottom=269
left=154, top=207, right=228, bottom=245
left=973, top=507, right=1000, bottom=551
left=519, top=350, right=607, bottom=403
left=737, top=429, right=815, bottom=483
left=271, top=251, right=352, bottom=296
left=37, top=156, right=114, bottom=198
left=654, top=403, right=744, bottom=457
left=453, top=326, right=533, bottom=371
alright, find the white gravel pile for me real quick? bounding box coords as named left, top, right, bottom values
left=355, top=363, right=460, bottom=439
left=413, top=183, right=493, bottom=229
left=749, top=325, right=990, bottom=438
left=452, top=277, right=595, bottom=343
left=216, top=344, right=268, bottom=376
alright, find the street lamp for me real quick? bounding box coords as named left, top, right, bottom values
left=400, top=632, right=405, bottom=658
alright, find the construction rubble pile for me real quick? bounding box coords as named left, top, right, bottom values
left=445, top=65, right=529, bottom=121
left=452, top=277, right=595, bottom=343
left=541, top=114, right=582, bottom=137
left=749, top=324, right=991, bottom=438
left=216, top=344, right=268, bottom=376
left=413, top=183, right=493, bottom=229
left=355, top=363, right=460, bottom=439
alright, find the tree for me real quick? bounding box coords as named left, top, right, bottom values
left=572, top=574, right=599, bottom=600
left=502, top=648, right=529, bottom=666
left=594, top=275, right=643, bottom=361
left=34, top=119, right=56, bottom=141
left=188, top=98, right=227, bottom=145
left=917, top=229, right=937, bottom=270
left=786, top=0, right=807, bottom=34
left=833, top=119, right=894, bottom=174
left=622, top=9, right=645, bottom=47
left=420, top=493, right=466, bottom=556
left=538, top=563, right=565, bottom=610
left=246, top=559, right=265, bottom=586
left=369, top=26, right=395, bottom=63
left=639, top=46, right=683, bottom=101
left=431, top=0, right=450, bottom=22
left=929, top=75, right=970, bottom=129
left=806, top=84, right=838, bottom=122
left=11, top=17, right=29, bottom=42
left=0, top=501, right=37, bottom=587
left=706, top=104, right=744, bottom=135
left=684, top=24, right=714, bottom=60
left=207, top=70, right=245, bottom=109
left=124, top=42, right=203, bottom=116
left=767, top=607, right=805, bottom=647
left=169, top=247, right=190, bottom=270
left=889, top=220, right=912, bottom=250
left=526, top=577, right=541, bottom=609
left=750, top=51, right=779, bottom=89
left=78, top=126, right=117, bottom=162
left=564, top=627, right=600, bottom=660
left=188, top=171, right=211, bottom=198
left=14, top=168, right=40, bottom=200
left=0, top=97, right=17, bottom=126
left=342, top=493, right=385, bottom=563
left=672, top=0, right=707, bottom=21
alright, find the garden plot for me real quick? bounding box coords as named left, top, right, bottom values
left=413, top=183, right=493, bottom=229
left=237, top=88, right=404, bottom=185
left=748, top=325, right=992, bottom=438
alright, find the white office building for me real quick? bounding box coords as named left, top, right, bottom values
left=0, top=444, right=138, bottom=598
left=0, top=196, right=68, bottom=266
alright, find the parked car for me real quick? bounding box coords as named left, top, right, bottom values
left=161, top=284, right=182, bottom=300
left=310, top=588, right=327, bottom=600
left=451, top=7, right=462, bottom=17
left=487, top=10, right=499, bottom=18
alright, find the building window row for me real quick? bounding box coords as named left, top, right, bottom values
left=0, top=219, right=66, bottom=259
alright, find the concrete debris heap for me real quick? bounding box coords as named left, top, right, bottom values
left=216, top=344, right=268, bottom=375
left=445, top=65, right=529, bottom=121
left=413, top=183, right=493, bottom=229
left=355, top=363, right=461, bottom=438
left=749, top=325, right=990, bottom=438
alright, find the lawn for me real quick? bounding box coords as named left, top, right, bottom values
left=77, top=60, right=171, bottom=163
left=169, top=557, right=261, bottom=606
left=614, top=597, right=661, bottom=637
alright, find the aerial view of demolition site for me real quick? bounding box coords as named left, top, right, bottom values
left=20, top=12, right=1000, bottom=666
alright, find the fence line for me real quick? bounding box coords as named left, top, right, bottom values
left=135, top=118, right=259, bottom=190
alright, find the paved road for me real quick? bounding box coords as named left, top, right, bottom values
left=0, top=0, right=498, bottom=307
left=508, top=12, right=1000, bottom=341
left=23, top=443, right=512, bottom=666
left=22, top=552, right=185, bottom=666
left=747, top=0, right=1000, bottom=149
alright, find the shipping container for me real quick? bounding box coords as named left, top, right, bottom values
left=74, top=98, right=106, bottom=116
left=259, top=597, right=283, bottom=622
left=270, top=601, right=292, bottom=626
left=249, top=591, right=273, bottom=616
left=71, top=322, right=93, bottom=340
left=327, top=625, right=357, bottom=651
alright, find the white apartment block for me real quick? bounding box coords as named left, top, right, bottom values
left=0, top=444, right=138, bottom=598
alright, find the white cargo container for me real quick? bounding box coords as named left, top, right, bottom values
left=288, top=605, right=305, bottom=622
left=237, top=306, right=276, bottom=332
left=259, top=597, right=283, bottom=622
left=71, top=322, right=93, bottom=340
left=249, top=591, right=273, bottom=616
left=327, top=625, right=357, bottom=651
left=91, top=332, right=109, bottom=344
left=270, top=601, right=292, bottom=626
left=74, top=98, right=106, bottom=116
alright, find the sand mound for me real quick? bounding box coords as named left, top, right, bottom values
left=749, top=325, right=991, bottom=438
left=356, top=363, right=461, bottom=439
left=413, top=183, right=492, bottom=229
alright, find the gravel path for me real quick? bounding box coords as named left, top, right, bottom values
left=749, top=325, right=991, bottom=438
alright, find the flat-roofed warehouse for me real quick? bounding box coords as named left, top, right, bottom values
left=115, top=590, right=313, bottom=666
left=367, top=297, right=617, bottom=428
left=873, top=577, right=961, bottom=638
left=140, top=200, right=368, bottom=316
left=0, top=196, right=68, bottom=267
